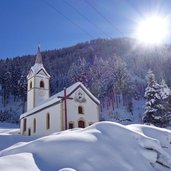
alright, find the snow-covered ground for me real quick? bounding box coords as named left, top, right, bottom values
left=0, top=121, right=171, bottom=171
left=0, top=123, right=37, bottom=151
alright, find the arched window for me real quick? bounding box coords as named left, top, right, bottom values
left=46, top=113, right=50, bottom=129
left=23, top=118, right=27, bottom=132
left=30, top=81, right=32, bottom=89
left=40, top=80, right=44, bottom=88
left=33, top=118, right=36, bottom=133
left=78, top=120, right=85, bottom=128
left=78, top=106, right=84, bottom=114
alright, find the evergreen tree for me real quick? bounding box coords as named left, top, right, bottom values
left=18, top=75, right=27, bottom=113
left=143, top=70, right=171, bottom=127
left=111, top=56, right=129, bottom=94
left=110, top=56, right=130, bottom=108
left=159, top=79, right=171, bottom=126
left=90, top=56, right=108, bottom=97
left=2, top=71, right=11, bottom=107
left=68, top=57, right=91, bottom=87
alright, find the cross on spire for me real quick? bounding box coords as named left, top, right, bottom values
left=35, top=45, right=42, bottom=64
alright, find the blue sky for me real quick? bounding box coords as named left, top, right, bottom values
left=0, top=0, right=171, bottom=58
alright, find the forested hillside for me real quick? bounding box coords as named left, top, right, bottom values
left=0, top=38, right=171, bottom=124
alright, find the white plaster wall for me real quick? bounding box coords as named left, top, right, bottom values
left=34, top=76, right=50, bottom=107
left=27, top=78, right=35, bottom=111
left=66, top=87, right=99, bottom=128
left=21, top=103, right=62, bottom=136
left=21, top=87, right=99, bottom=136
left=34, top=76, right=49, bottom=90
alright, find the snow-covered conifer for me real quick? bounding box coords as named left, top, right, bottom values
left=68, top=57, right=91, bottom=87
left=143, top=70, right=171, bottom=127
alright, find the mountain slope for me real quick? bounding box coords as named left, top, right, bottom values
left=0, top=38, right=171, bottom=124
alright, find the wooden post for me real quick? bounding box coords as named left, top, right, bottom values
left=64, top=88, right=67, bottom=130
left=58, top=87, right=73, bottom=130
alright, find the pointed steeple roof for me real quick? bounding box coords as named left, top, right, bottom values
left=27, top=46, right=50, bottom=79
left=35, top=45, right=42, bottom=64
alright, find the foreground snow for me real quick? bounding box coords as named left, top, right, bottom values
left=0, top=122, right=171, bottom=171
left=0, top=123, right=36, bottom=151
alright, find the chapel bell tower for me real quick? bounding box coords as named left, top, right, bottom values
left=26, top=46, right=50, bottom=111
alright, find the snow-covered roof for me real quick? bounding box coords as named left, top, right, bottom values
left=20, top=82, right=100, bottom=119
left=27, top=63, right=50, bottom=79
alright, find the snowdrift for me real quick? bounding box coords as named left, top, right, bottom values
left=0, top=121, right=171, bottom=171
left=0, top=124, right=37, bottom=151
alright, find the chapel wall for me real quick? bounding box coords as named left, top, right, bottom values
left=20, top=104, right=62, bottom=136
left=67, top=87, right=99, bottom=128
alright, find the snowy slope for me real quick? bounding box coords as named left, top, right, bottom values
left=0, top=122, right=171, bottom=171
left=101, top=98, right=145, bottom=124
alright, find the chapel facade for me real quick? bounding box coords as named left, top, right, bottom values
left=20, top=47, right=100, bottom=136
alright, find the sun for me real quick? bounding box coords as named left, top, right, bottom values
left=135, top=15, right=169, bottom=45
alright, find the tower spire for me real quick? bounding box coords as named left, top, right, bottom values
left=35, top=45, right=42, bottom=64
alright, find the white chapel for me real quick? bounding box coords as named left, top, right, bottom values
left=20, top=47, right=100, bottom=136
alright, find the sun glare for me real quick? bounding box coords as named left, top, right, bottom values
left=135, top=15, right=169, bottom=45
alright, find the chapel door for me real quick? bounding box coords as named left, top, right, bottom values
left=28, top=128, right=31, bottom=136
left=78, top=120, right=85, bottom=128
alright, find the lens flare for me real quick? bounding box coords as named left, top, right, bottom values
left=135, top=15, right=169, bottom=44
